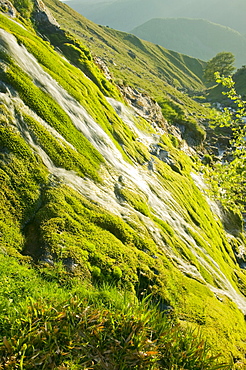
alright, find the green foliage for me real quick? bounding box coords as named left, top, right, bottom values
left=0, top=284, right=232, bottom=370
left=11, top=0, right=33, bottom=18
left=204, top=52, right=236, bottom=82
left=206, top=73, right=246, bottom=211
left=231, top=65, right=246, bottom=98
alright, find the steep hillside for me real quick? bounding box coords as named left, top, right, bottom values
left=65, top=0, right=246, bottom=34
left=44, top=0, right=207, bottom=92
left=131, top=18, right=246, bottom=68
left=0, top=0, right=246, bottom=368
left=43, top=0, right=210, bottom=144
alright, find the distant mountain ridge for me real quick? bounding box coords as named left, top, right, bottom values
left=64, top=0, right=246, bottom=34
left=131, top=18, right=246, bottom=67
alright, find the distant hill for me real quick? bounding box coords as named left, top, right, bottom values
left=64, top=0, right=246, bottom=34
left=44, top=0, right=207, bottom=95
left=131, top=18, right=246, bottom=68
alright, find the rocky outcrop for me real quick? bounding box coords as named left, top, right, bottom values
left=205, top=124, right=232, bottom=160
left=94, top=57, right=112, bottom=80
left=0, top=0, right=16, bottom=17
left=33, top=0, right=60, bottom=32
left=119, top=85, right=168, bottom=130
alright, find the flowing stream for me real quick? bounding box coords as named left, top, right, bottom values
left=1, top=28, right=246, bottom=313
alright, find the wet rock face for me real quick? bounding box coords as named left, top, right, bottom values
left=118, top=85, right=168, bottom=130
left=150, top=145, right=181, bottom=173
left=0, top=0, right=16, bottom=17
left=205, top=124, right=232, bottom=160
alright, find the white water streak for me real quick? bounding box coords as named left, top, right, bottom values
left=106, top=97, right=161, bottom=149
left=1, top=28, right=246, bottom=313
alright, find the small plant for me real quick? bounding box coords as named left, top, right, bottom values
left=0, top=296, right=232, bottom=370
left=112, top=265, right=122, bottom=280
left=91, top=265, right=101, bottom=279
left=206, top=73, right=246, bottom=212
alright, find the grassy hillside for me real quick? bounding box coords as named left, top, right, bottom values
left=0, top=0, right=246, bottom=368
left=131, top=18, right=246, bottom=68
left=44, top=0, right=207, bottom=91
left=43, top=0, right=211, bottom=142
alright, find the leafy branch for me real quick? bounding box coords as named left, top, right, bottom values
left=206, top=73, right=246, bottom=211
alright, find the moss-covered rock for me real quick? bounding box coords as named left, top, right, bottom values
left=0, top=4, right=246, bottom=368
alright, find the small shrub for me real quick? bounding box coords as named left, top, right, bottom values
left=112, top=266, right=122, bottom=280
left=202, top=154, right=213, bottom=165
left=91, top=266, right=101, bottom=279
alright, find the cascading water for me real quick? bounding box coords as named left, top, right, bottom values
left=107, top=97, right=246, bottom=313
left=106, top=97, right=163, bottom=149
left=1, top=27, right=246, bottom=313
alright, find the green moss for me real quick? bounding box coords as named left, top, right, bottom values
left=135, top=116, right=156, bottom=134
left=153, top=217, right=175, bottom=237
left=0, top=125, right=47, bottom=219
left=0, top=9, right=246, bottom=366
left=0, top=14, right=147, bottom=166
left=115, top=185, right=151, bottom=217
left=11, top=0, right=34, bottom=18
left=234, top=270, right=246, bottom=297
left=0, top=126, right=35, bottom=160
left=22, top=113, right=103, bottom=179
left=1, top=62, right=103, bottom=181
left=172, top=274, right=246, bottom=363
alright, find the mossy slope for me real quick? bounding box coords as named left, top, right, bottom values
left=0, top=3, right=246, bottom=368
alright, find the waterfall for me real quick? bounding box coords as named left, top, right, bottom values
left=1, top=27, right=246, bottom=313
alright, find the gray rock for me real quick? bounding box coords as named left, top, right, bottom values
left=33, top=0, right=60, bottom=32
left=150, top=145, right=181, bottom=173
left=0, top=0, right=16, bottom=18
left=63, top=257, right=78, bottom=272
left=94, top=57, right=112, bottom=80
left=39, top=256, right=54, bottom=266
left=118, top=85, right=168, bottom=130
left=148, top=158, right=155, bottom=171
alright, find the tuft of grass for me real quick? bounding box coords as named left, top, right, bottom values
left=0, top=292, right=232, bottom=370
